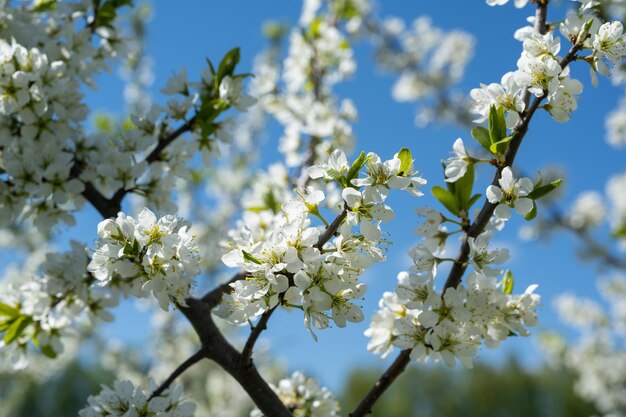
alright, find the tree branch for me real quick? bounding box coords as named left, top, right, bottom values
left=315, top=205, right=348, bottom=249
left=548, top=210, right=626, bottom=270
left=149, top=348, right=206, bottom=399
left=349, top=349, right=411, bottom=417
left=241, top=306, right=277, bottom=367
left=73, top=115, right=197, bottom=219
left=350, top=5, right=581, bottom=415
left=179, top=299, right=294, bottom=417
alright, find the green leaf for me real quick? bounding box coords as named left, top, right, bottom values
left=41, top=345, right=58, bottom=359
left=488, top=105, right=507, bottom=144
left=4, top=315, right=31, bottom=345
left=432, top=186, right=460, bottom=217
left=30, top=0, right=57, bottom=12
left=612, top=221, right=626, bottom=239
left=216, top=47, right=241, bottom=85
left=502, top=270, right=514, bottom=294
left=527, top=179, right=563, bottom=200
left=524, top=202, right=537, bottom=221
left=454, top=164, right=475, bottom=211
left=0, top=302, right=19, bottom=318
left=489, top=135, right=513, bottom=155
left=471, top=126, right=492, bottom=153
left=396, top=148, right=413, bottom=176
left=346, top=151, right=368, bottom=184
left=467, top=193, right=482, bottom=210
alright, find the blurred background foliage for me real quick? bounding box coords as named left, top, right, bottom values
left=0, top=355, right=598, bottom=417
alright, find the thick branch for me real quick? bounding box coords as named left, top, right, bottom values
left=179, top=299, right=293, bottom=417
left=150, top=349, right=206, bottom=399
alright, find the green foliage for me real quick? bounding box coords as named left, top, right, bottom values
left=433, top=165, right=479, bottom=218
left=340, top=358, right=598, bottom=417
left=92, top=0, right=133, bottom=29
left=29, top=0, right=57, bottom=12
left=471, top=106, right=512, bottom=156
left=0, top=361, right=115, bottom=417
left=432, top=186, right=460, bottom=217
left=471, top=126, right=491, bottom=153
left=346, top=151, right=368, bottom=187
left=502, top=270, right=514, bottom=294
left=528, top=179, right=563, bottom=200
left=396, top=148, right=413, bottom=177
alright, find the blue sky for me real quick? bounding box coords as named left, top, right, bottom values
left=58, top=0, right=626, bottom=391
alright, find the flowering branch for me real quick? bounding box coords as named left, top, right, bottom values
left=75, top=115, right=198, bottom=219
left=350, top=3, right=582, bottom=415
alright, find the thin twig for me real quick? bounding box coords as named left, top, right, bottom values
left=549, top=211, right=626, bottom=269
left=241, top=307, right=277, bottom=367
left=150, top=349, right=206, bottom=399
left=349, top=350, right=411, bottom=417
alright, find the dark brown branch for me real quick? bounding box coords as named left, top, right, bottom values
left=315, top=205, right=348, bottom=249
left=150, top=348, right=206, bottom=399
left=179, top=299, right=294, bottom=417
left=241, top=306, right=277, bottom=367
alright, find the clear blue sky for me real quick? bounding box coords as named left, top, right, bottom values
left=61, top=0, right=626, bottom=391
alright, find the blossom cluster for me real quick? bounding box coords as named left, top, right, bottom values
left=0, top=1, right=256, bottom=231
left=366, top=208, right=541, bottom=368
left=251, top=371, right=340, bottom=417
left=88, top=208, right=200, bottom=311
left=79, top=380, right=195, bottom=417
left=0, top=0, right=127, bottom=229
left=475, top=2, right=626, bottom=125
left=216, top=149, right=426, bottom=337
left=369, top=15, right=474, bottom=126
left=0, top=240, right=119, bottom=369
left=263, top=0, right=360, bottom=168
left=542, top=274, right=626, bottom=416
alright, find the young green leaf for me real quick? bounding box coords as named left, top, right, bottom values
left=346, top=151, right=368, bottom=184
left=4, top=315, right=31, bottom=345
left=489, top=135, right=513, bottom=155
left=471, top=126, right=492, bottom=153
left=432, top=186, right=460, bottom=217
left=0, top=302, right=19, bottom=318
left=527, top=179, right=563, bottom=200
left=397, top=148, right=413, bottom=176
left=40, top=345, right=58, bottom=359
left=524, top=202, right=537, bottom=221
left=467, top=193, right=482, bottom=210
left=216, top=47, right=241, bottom=84
left=488, top=105, right=507, bottom=144
left=502, top=270, right=514, bottom=294
left=454, top=164, right=475, bottom=211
